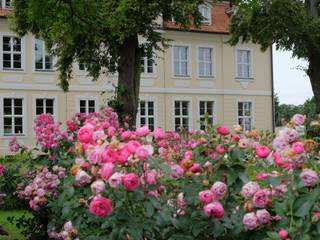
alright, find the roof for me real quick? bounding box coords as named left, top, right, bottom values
left=163, top=2, right=231, bottom=34
left=0, top=8, right=11, bottom=17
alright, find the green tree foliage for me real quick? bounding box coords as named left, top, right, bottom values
left=229, top=0, right=320, bottom=112
left=10, top=0, right=204, bottom=125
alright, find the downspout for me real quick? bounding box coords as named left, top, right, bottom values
left=270, top=46, right=275, bottom=132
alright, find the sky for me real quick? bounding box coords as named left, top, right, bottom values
left=273, top=46, right=314, bottom=105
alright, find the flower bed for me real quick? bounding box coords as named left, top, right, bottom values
left=2, top=108, right=320, bottom=240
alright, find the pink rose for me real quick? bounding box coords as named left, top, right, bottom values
left=121, top=131, right=133, bottom=141
left=101, top=148, right=117, bottom=163
left=189, top=163, right=201, bottom=173
left=77, top=125, right=93, bottom=143
left=241, top=181, right=260, bottom=198
left=217, top=125, right=229, bottom=136
left=255, top=145, right=271, bottom=158
left=272, top=152, right=285, bottom=166
left=252, top=189, right=270, bottom=208
left=108, top=172, right=124, bottom=188
left=170, top=164, right=184, bottom=179
left=122, top=173, right=140, bottom=191
left=184, top=151, right=193, bottom=160
left=199, top=190, right=214, bottom=204
left=279, top=229, right=289, bottom=239
left=243, top=212, right=259, bottom=230
left=211, top=181, right=227, bottom=199
left=153, top=128, right=166, bottom=140
left=117, top=148, right=131, bottom=165
left=216, top=144, right=225, bottom=155
left=91, top=180, right=106, bottom=195
left=136, top=126, right=150, bottom=137
left=0, top=164, right=5, bottom=176
left=125, top=141, right=141, bottom=154
left=136, top=146, right=150, bottom=161
left=256, top=209, right=271, bottom=225
left=300, top=169, right=318, bottom=187
left=292, top=142, right=305, bottom=155
left=89, top=196, right=113, bottom=217
left=107, top=126, right=116, bottom=137
left=100, top=163, right=114, bottom=180
left=203, top=202, right=224, bottom=219
left=292, top=114, right=305, bottom=125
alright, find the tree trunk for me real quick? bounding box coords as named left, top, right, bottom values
left=307, top=55, right=320, bottom=113
left=117, top=35, right=141, bottom=127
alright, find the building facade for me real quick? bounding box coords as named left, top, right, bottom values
left=0, top=1, right=274, bottom=153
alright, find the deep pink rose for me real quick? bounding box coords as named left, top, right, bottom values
left=107, top=126, right=116, bottom=137
left=77, top=125, right=93, bottom=143
left=122, top=173, right=140, bottom=191
left=136, top=146, right=150, bottom=161
left=0, top=164, right=5, bottom=176
left=279, top=229, right=289, bottom=239
left=199, top=190, right=214, bottom=204
left=121, top=131, right=133, bottom=141
left=136, top=126, right=150, bottom=137
left=292, top=142, right=305, bottom=155
left=126, top=141, right=141, bottom=154
left=184, top=151, right=193, bottom=160
left=216, top=144, right=225, bottom=155
left=153, top=128, right=166, bottom=140
left=100, top=163, right=114, bottom=180
left=252, top=189, right=270, bottom=208
left=217, top=125, right=229, bottom=136
left=89, top=196, right=113, bottom=217
left=255, top=145, right=271, bottom=158
left=203, top=202, right=224, bottom=219
left=101, top=148, right=118, bottom=163
left=272, top=152, right=285, bottom=166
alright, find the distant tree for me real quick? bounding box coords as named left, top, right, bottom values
left=229, top=0, right=320, bottom=112
left=11, top=0, right=204, bottom=125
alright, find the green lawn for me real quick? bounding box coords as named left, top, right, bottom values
left=0, top=211, right=31, bottom=240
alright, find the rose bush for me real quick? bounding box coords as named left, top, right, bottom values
left=5, top=109, right=320, bottom=240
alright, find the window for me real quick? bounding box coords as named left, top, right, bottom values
left=139, top=101, right=155, bottom=131
left=199, top=5, right=211, bottom=24
left=34, top=39, right=53, bottom=71
left=141, top=56, right=154, bottom=74
left=199, top=101, right=214, bottom=130
left=236, top=49, right=252, bottom=78
left=2, top=36, right=22, bottom=70
left=78, top=63, right=85, bottom=71
left=79, top=99, right=96, bottom=113
left=2, top=0, right=12, bottom=8
left=3, top=98, right=24, bottom=136
left=238, top=101, right=253, bottom=131
left=198, top=47, right=213, bottom=78
left=174, top=101, right=190, bottom=131
left=36, top=99, right=54, bottom=115
left=173, top=46, right=189, bottom=76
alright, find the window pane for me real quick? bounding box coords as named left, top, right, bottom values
left=140, top=101, right=146, bottom=116
left=88, top=100, right=95, bottom=108
left=3, top=54, right=11, bottom=68
left=174, top=101, right=180, bottom=115
left=4, top=117, right=12, bottom=134
left=181, top=61, right=187, bottom=75
left=80, top=100, right=86, bottom=108
left=45, top=55, right=53, bottom=70
left=174, top=61, right=180, bottom=75
left=207, top=102, right=213, bottom=115
left=3, top=99, right=12, bottom=115
left=80, top=107, right=86, bottom=113
left=14, top=99, right=22, bottom=107
left=3, top=37, right=11, bottom=51
left=13, top=54, right=21, bottom=69
left=12, top=38, right=21, bottom=52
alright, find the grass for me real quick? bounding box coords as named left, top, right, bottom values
left=0, top=210, right=31, bottom=240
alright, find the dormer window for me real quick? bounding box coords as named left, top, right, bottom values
left=199, top=4, right=211, bottom=24
left=2, top=0, right=13, bottom=9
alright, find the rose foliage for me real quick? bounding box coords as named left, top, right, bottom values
left=3, top=109, right=320, bottom=240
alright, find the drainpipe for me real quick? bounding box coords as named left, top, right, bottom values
left=270, top=46, right=275, bottom=132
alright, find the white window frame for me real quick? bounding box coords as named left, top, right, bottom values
left=235, top=48, right=253, bottom=79
left=197, top=97, right=217, bottom=129
left=197, top=45, right=215, bottom=79
left=2, top=0, right=12, bottom=9
left=198, top=4, right=212, bottom=24
left=172, top=44, right=191, bottom=78
left=0, top=93, right=27, bottom=138
left=236, top=99, right=255, bottom=131
left=141, top=56, right=156, bottom=76
left=75, top=96, right=99, bottom=114
left=0, top=33, right=26, bottom=72
left=136, top=96, right=158, bottom=130
left=32, top=94, right=58, bottom=120
left=32, top=37, right=55, bottom=72
left=172, top=97, right=193, bottom=132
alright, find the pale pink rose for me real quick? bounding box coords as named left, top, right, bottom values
left=252, top=189, right=270, bottom=208
left=184, top=151, right=193, bottom=160
left=91, top=180, right=106, bottom=195
left=300, top=169, right=318, bottom=187
left=125, top=140, right=141, bottom=154
left=136, top=146, right=150, bottom=161
left=292, top=142, right=305, bottom=154
left=238, top=138, right=250, bottom=149
left=292, top=114, right=305, bottom=125
left=63, top=221, right=73, bottom=233
left=203, top=201, right=224, bottom=219
left=136, top=126, right=150, bottom=137
left=255, top=172, right=277, bottom=181
left=272, top=184, right=288, bottom=198
left=148, top=190, right=160, bottom=198
left=89, top=196, right=113, bottom=217
left=75, top=170, right=92, bottom=186
left=153, top=128, right=166, bottom=140
left=216, top=144, right=225, bottom=155
left=108, top=172, right=124, bottom=188
left=100, top=163, right=114, bottom=180
left=279, top=229, right=289, bottom=239
left=146, top=171, right=157, bottom=185
left=92, top=130, right=105, bottom=141
left=211, top=181, right=227, bottom=199
left=77, top=124, right=93, bottom=143
left=243, top=212, right=259, bottom=230
left=87, top=146, right=104, bottom=164
left=241, top=181, right=260, bottom=198
left=217, top=125, right=229, bottom=136
left=255, top=145, right=271, bottom=158
left=273, top=137, right=288, bottom=151
left=279, top=128, right=299, bottom=143
left=199, top=190, right=214, bottom=204
left=170, top=164, right=184, bottom=179
left=122, top=173, right=140, bottom=191
left=177, top=193, right=186, bottom=209
left=143, top=145, right=154, bottom=156
left=256, top=209, right=271, bottom=225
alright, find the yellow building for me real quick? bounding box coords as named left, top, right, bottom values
left=0, top=2, right=274, bottom=153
